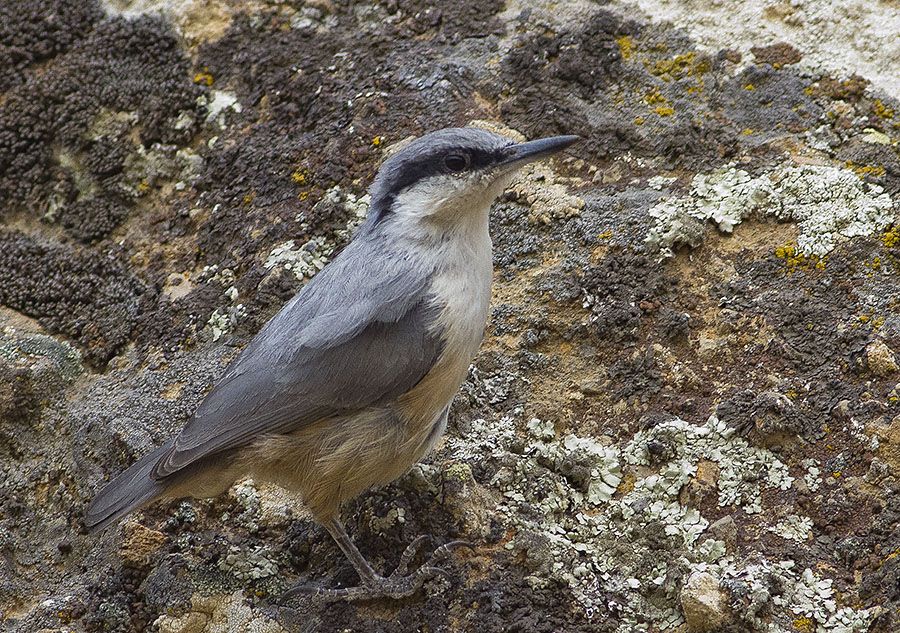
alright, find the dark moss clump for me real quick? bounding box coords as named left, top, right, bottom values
left=0, top=229, right=150, bottom=367
left=608, top=347, right=663, bottom=402
left=497, top=11, right=634, bottom=151
left=0, top=8, right=202, bottom=242
left=81, top=563, right=156, bottom=633
left=379, top=0, right=505, bottom=39
left=0, top=361, right=41, bottom=459
left=61, top=195, right=131, bottom=243
left=719, top=64, right=823, bottom=135
left=750, top=42, right=802, bottom=67
left=501, top=10, right=630, bottom=100
left=580, top=248, right=674, bottom=342
left=0, top=0, right=102, bottom=92
left=0, top=361, right=39, bottom=424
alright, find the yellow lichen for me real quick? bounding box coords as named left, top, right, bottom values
left=617, top=35, right=634, bottom=60
left=644, top=88, right=667, bottom=105
left=193, top=70, right=214, bottom=86
left=291, top=168, right=309, bottom=185
left=643, top=89, right=675, bottom=116
left=874, top=99, right=895, bottom=120
left=298, top=191, right=309, bottom=201
left=775, top=241, right=826, bottom=273
left=597, top=230, right=613, bottom=239
left=647, top=51, right=708, bottom=82
left=792, top=617, right=814, bottom=633
left=741, top=128, right=754, bottom=135
left=845, top=160, right=886, bottom=178
left=633, top=116, right=646, bottom=125
left=882, top=225, right=899, bottom=248
left=744, top=83, right=755, bottom=91
left=372, top=135, right=383, bottom=147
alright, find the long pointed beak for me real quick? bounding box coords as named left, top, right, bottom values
left=498, top=134, right=579, bottom=170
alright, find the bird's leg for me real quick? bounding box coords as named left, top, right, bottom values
left=322, top=516, right=380, bottom=586
left=279, top=517, right=472, bottom=603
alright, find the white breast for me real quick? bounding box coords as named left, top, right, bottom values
left=428, top=212, right=493, bottom=362
left=391, top=208, right=494, bottom=428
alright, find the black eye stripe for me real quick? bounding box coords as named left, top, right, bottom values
left=386, top=147, right=503, bottom=193
left=367, top=135, right=515, bottom=225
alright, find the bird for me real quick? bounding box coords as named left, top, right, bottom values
left=84, top=126, right=578, bottom=601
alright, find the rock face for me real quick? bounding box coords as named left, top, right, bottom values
left=1, top=1, right=899, bottom=632
left=680, top=571, right=731, bottom=632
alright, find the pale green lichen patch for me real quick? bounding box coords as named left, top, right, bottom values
left=205, top=305, right=246, bottom=341
left=267, top=187, right=370, bottom=281
left=646, top=163, right=896, bottom=258
left=444, top=409, right=873, bottom=631
left=624, top=415, right=794, bottom=514
left=768, top=514, right=814, bottom=543
left=218, top=544, right=279, bottom=581
left=264, top=238, right=331, bottom=281
left=201, top=90, right=243, bottom=127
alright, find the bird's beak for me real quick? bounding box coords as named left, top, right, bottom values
left=497, top=134, right=580, bottom=171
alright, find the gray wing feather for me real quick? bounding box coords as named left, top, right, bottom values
left=153, top=237, right=442, bottom=478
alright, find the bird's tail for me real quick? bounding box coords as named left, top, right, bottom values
left=84, top=440, right=174, bottom=532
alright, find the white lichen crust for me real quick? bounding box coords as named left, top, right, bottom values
left=646, top=163, right=896, bottom=258
left=445, top=404, right=877, bottom=632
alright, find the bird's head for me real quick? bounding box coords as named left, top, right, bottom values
left=367, top=127, right=578, bottom=228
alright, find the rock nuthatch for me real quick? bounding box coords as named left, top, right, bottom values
left=85, top=127, right=578, bottom=600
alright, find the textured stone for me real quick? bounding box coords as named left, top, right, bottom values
left=681, top=572, right=731, bottom=632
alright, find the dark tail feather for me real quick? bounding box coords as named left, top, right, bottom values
left=84, top=440, right=174, bottom=532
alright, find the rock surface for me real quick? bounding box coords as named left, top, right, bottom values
left=680, top=571, right=731, bottom=632
left=1, top=0, right=899, bottom=632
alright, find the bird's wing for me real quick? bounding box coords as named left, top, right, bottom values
left=152, top=238, right=443, bottom=479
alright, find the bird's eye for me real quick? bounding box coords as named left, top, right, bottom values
left=443, top=153, right=468, bottom=173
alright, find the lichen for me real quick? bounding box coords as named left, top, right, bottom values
left=646, top=163, right=896, bottom=258
left=205, top=304, right=245, bottom=342
left=616, top=35, right=634, bottom=60
left=154, top=590, right=285, bottom=633
left=769, top=514, right=814, bottom=543
left=263, top=238, right=332, bottom=281
left=202, top=90, right=242, bottom=127
left=442, top=406, right=868, bottom=630
left=218, top=544, right=278, bottom=581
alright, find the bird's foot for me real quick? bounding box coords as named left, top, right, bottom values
left=280, top=538, right=472, bottom=603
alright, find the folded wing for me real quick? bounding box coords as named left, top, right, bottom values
left=152, top=237, right=443, bottom=479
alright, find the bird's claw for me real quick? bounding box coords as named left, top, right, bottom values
left=280, top=537, right=471, bottom=604
left=280, top=564, right=440, bottom=603
left=391, top=534, right=431, bottom=577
